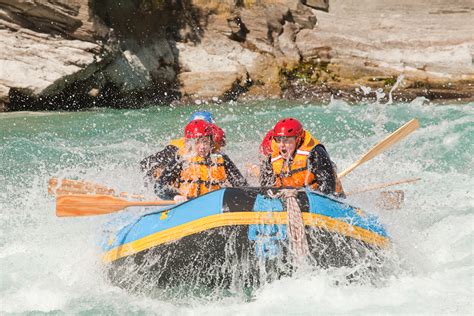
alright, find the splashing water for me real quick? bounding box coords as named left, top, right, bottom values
left=387, top=74, right=405, bottom=105
left=1, top=101, right=473, bottom=314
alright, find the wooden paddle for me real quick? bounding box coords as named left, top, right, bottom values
left=345, top=177, right=421, bottom=196
left=56, top=194, right=175, bottom=217
left=346, top=178, right=420, bottom=210
left=48, top=178, right=144, bottom=199
left=338, top=119, right=420, bottom=178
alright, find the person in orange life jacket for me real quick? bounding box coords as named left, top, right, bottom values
left=259, top=117, right=343, bottom=196
left=210, top=123, right=226, bottom=153
left=260, top=129, right=274, bottom=156
left=155, top=119, right=247, bottom=203
left=140, top=111, right=224, bottom=183
left=246, top=129, right=274, bottom=177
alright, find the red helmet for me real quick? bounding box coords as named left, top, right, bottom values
left=260, top=129, right=274, bottom=156
left=272, top=118, right=303, bottom=137
left=184, top=119, right=212, bottom=139
left=210, top=124, right=226, bottom=147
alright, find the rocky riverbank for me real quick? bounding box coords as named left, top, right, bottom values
left=1, top=0, right=473, bottom=111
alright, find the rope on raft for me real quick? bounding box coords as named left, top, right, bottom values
left=268, top=189, right=309, bottom=264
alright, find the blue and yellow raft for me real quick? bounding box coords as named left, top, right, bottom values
left=102, top=187, right=390, bottom=290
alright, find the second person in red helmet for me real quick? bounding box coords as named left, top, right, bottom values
left=155, top=119, right=247, bottom=203
left=260, top=117, right=344, bottom=196
left=140, top=111, right=226, bottom=185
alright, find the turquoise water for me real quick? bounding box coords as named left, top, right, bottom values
left=1, top=100, right=473, bottom=314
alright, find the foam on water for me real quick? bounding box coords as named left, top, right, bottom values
left=0, top=101, right=472, bottom=314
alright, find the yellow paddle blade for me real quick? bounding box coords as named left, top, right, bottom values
left=49, top=178, right=115, bottom=195
left=48, top=178, right=144, bottom=199
left=338, top=119, right=420, bottom=178
left=56, top=194, right=175, bottom=217
left=376, top=190, right=405, bottom=210
left=56, top=194, right=131, bottom=217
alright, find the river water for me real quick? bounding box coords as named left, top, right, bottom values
left=1, top=100, right=472, bottom=314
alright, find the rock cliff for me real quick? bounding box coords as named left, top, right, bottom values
left=0, top=0, right=473, bottom=111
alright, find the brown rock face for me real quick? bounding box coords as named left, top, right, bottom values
left=1, top=0, right=473, bottom=111
left=0, top=0, right=105, bottom=41
left=0, top=0, right=108, bottom=110
left=302, top=0, right=329, bottom=12
left=289, top=0, right=474, bottom=104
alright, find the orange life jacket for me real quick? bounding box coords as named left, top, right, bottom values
left=271, top=131, right=345, bottom=195
left=271, top=131, right=320, bottom=190
left=177, top=154, right=227, bottom=198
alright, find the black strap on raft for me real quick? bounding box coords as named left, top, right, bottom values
left=177, top=179, right=225, bottom=186
left=277, top=155, right=312, bottom=178
left=222, top=187, right=310, bottom=212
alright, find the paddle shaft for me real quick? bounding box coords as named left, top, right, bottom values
left=338, top=119, right=420, bottom=178
left=346, top=177, right=421, bottom=196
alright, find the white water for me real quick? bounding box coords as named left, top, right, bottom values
left=0, top=101, right=473, bottom=314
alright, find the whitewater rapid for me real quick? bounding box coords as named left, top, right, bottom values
left=0, top=101, right=472, bottom=314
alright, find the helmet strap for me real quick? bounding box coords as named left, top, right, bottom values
left=296, top=132, right=304, bottom=148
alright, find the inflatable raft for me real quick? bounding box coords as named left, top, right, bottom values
left=102, top=187, right=390, bottom=291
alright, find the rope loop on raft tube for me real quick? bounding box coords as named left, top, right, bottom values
left=267, top=189, right=309, bottom=265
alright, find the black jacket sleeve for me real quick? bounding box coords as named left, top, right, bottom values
left=140, top=145, right=179, bottom=171
left=308, top=144, right=337, bottom=195
left=154, top=156, right=183, bottom=199
left=222, top=154, right=248, bottom=187
left=141, top=145, right=179, bottom=183
left=259, top=155, right=276, bottom=187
